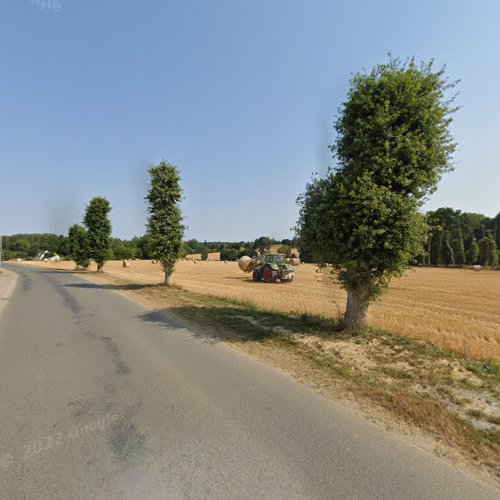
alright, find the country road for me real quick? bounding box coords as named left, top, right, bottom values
left=0, top=264, right=496, bottom=499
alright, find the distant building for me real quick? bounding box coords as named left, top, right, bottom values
left=36, top=250, right=61, bottom=262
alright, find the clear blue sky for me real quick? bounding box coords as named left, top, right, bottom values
left=1, top=0, right=499, bottom=241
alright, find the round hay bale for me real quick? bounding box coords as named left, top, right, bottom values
left=238, top=256, right=253, bottom=272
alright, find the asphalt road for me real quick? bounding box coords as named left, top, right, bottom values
left=0, top=264, right=496, bottom=499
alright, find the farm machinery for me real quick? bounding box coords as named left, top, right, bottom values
left=238, top=253, right=299, bottom=283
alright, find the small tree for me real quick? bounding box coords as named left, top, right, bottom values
left=467, top=239, right=479, bottom=265
left=146, top=161, right=185, bottom=285
left=297, top=58, right=457, bottom=328
left=277, top=245, right=292, bottom=257
left=253, top=236, right=272, bottom=256
left=83, top=197, right=112, bottom=271
left=442, top=230, right=455, bottom=266
left=479, top=231, right=499, bottom=267
left=452, top=229, right=466, bottom=266
left=220, top=247, right=238, bottom=261
left=68, top=224, right=90, bottom=268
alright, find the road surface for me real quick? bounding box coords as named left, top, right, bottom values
left=0, top=264, right=496, bottom=499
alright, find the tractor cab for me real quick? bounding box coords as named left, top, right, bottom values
left=263, top=253, right=287, bottom=265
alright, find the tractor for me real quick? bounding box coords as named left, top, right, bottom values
left=238, top=253, right=298, bottom=283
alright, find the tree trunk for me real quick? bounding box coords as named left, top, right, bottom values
left=164, top=270, right=173, bottom=285
left=344, top=285, right=369, bottom=329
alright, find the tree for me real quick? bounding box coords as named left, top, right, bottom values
left=277, top=245, right=292, bottom=257
left=296, top=58, right=457, bottom=329
left=478, top=230, right=499, bottom=267
left=68, top=224, right=90, bottom=268
left=237, top=246, right=253, bottom=259
left=220, top=247, right=238, bottom=261
left=253, top=236, right=272, bottom=256
left=467, top=239, right=479, bottom=265
left=451, top=229, right=466, bottom=266
left=146, top=161, right=185, bottom=285
left=441, top=230, right=455, bottom=266
left=83, top=197, right=112, bottom=271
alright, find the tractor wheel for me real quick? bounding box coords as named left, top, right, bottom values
left=262, top=266, right=276, bottom=283
left=252, top=269, right=262, bottom=281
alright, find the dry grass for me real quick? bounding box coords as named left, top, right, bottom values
left=23, top=259, right=500, bottom=361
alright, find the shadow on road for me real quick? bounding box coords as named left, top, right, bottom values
left=136, top=304, right=343, bottom=345
left=65, top=282, right=157, bottom=291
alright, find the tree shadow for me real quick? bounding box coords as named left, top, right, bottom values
left=135, top=304, right=344, bottom=345
left=65, top=282, right=158, bottom=291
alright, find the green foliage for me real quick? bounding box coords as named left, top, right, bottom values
left=1, top=233, right=70, bottom=259
left=237, top=246, right=253, bottom=259
left=253, top=236, right=273, bottom=256
left=297, top=57, right=457, bottom=308
left=452, top=229, right=466, bottom=266
left=441, top=230, right=455, bottom=266
left=68, top=224, right=90, bottom=268
left=467, top=240, right=479, bottom=265
left=200, top=250, right=209, bottom=261
left=277, top=245, right=292, bottom=257
left=220, top=247, right=238, bottom=261
left=83, top=197, right=112, bottom=270
left=478, top=231, right=499, bottom=267
left=146, top=161, right=185, bottom=281
left=426, top=208, right=488, bottom=266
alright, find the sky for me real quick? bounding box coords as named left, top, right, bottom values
left=0, top=0, right=499, bottom=241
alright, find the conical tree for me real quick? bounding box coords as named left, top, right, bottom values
left=83, top=197, right=112, bottom=271
left=146, top=161, right=185, bottom=285
left=68, top=224, right=90, bottom=269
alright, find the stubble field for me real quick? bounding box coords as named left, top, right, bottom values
left=25, top=259, right=500, bottom=361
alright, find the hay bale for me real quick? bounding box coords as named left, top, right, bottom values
left=238, top=256, right=253, bottom=272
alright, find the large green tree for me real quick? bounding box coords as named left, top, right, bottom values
left=83, top=197, right=112, bottom=271
left=296, top=58, right=457, bottom=328
left=146, top=161, right=185, bottom=285
left=68, top=224, right=90, bottom=268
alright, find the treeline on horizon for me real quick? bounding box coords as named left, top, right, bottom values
left=2, top=207, right=499, bottom=267
left=0, top=232, right=296, bottom=263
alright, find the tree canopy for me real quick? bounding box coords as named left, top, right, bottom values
left=297, top=58, right=458, bottom=328
left=68, top=224, right=90, bottom=268
left=83, top=197, right=112, bottom=271
left=146, top=161, right=185, bottom=284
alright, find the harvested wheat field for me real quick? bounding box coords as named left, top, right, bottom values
left=23, top=260, right=500, bottom=361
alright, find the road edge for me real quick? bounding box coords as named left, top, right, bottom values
left=0, top=268, right=19, bottom=318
